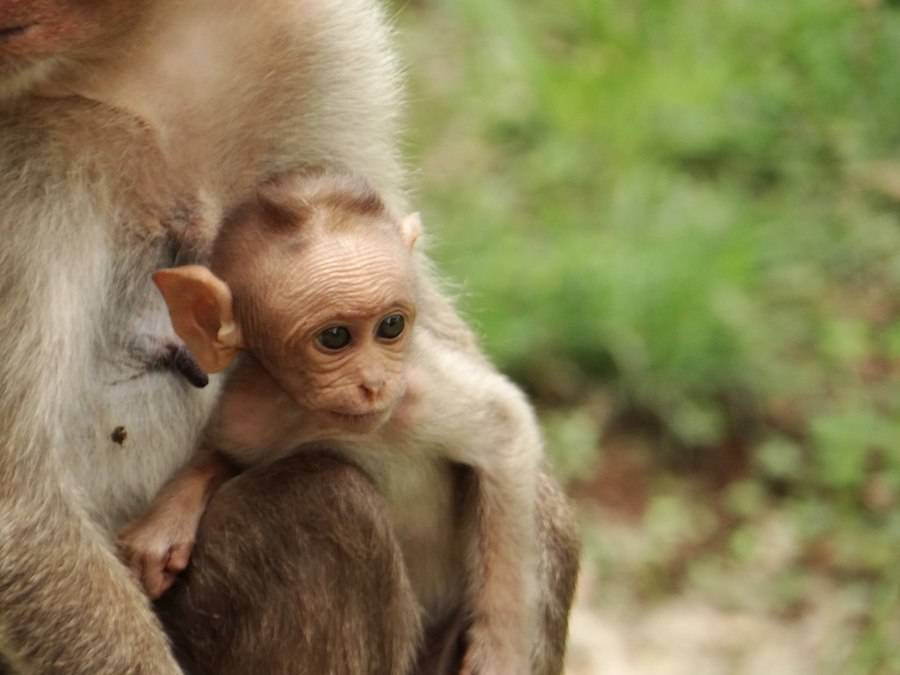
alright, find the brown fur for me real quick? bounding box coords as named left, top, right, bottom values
left=154, top=458, right=578, bottom=675
left=157, top=452, right=421, bottom=675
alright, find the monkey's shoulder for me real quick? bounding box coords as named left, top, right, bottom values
left=0, top=95, right=190, bottom=244
left=407, top=331, right=526, bottom=404
left=392, top=332, right=538, bottom=446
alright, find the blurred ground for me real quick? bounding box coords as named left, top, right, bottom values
left=565, top=565, right=851, bottom=675
left=565, top=506, right=860, bottom=675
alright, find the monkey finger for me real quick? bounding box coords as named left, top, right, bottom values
left=116, top=528, right=152, bottom=565
left=117, top=537, right=148, bottom=571
left=141, top=552, right=172, bottom=600
left=165, top=541, right=193, bottom=574
left=143, top=569, right=171, bottom=601
left=114, top=533, right=137, bottom=560
left=147, top=571, right=177, bottom=600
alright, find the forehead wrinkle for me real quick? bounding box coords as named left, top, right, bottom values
left=239, top=222, right=414, bottom=359
left=294, top=233, right=413, bottom=313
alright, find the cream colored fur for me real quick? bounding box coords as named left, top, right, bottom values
left=0, top=1, right=449, bottom=672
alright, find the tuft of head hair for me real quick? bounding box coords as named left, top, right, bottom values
left=211, top=168, right=405, bottom=293
left=255, top=178, right=316, bottom=231
left=219, top=168, right=390, bottom=237
left=274, top=168, right=390, bottom=226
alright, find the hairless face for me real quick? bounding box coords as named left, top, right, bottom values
left=154, top=172, right=422, bottom=433
left=253, top=227, right=417, bottom=429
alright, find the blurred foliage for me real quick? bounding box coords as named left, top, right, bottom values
left=397, top=0, right=900, bottom=671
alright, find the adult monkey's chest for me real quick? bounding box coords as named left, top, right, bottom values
left=44, top=96, right=228, bottom=532
left=38, top=32, right=314, bottom=529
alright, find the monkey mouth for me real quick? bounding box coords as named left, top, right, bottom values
left=0, top=25, right=32, bottom=42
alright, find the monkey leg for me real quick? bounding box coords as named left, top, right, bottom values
left=156, top=451, right=421, bottom=675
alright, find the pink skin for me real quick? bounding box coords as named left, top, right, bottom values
left=117, top=455, right=234, bottom=599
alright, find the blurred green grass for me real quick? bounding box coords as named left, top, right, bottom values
left=399, top=0, right=900, bottom=671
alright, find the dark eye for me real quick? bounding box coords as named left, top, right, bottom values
left=377, top=314, right=405, bottom=340
left=317, top=326, right=352, bottom=351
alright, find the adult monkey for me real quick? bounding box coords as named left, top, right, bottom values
left=0, top=1, right=579, bottom=673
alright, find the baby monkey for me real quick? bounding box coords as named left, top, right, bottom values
left=119, top=171, right=545, bottom=674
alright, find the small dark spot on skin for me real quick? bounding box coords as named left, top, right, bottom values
left=111, top=426, right=127, bottom=445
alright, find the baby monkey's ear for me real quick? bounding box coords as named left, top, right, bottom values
left=401, top=212, right=422, bottom=249
left=152, top=266, right=244, bottom=374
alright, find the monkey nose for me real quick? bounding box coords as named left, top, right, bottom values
left=360, top=376, right=385, bottom=398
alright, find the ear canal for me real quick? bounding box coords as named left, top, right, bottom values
left=152, top=266, right=243, bottom=374
left=401, top=212, right=422, bottom=248
left=217, top=321, right=243, bottom=349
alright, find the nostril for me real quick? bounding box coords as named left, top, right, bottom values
left=360, top=379, right=385, bottom=397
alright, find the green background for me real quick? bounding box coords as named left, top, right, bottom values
left=399, top=1, right=900, bottom=672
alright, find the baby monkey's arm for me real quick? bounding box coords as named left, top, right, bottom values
left=117, top=449, right=236, bottom=599
left=411, top=333, right=543, bottom=675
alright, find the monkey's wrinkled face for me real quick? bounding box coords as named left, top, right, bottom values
left=248, top=229, right=417, bottom=435
left=0, top=1, right=143, bottom=93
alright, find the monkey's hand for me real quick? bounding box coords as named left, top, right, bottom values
left=117, top=452, right=232, bottom=599
left=118, top=508, right=199, bottom=599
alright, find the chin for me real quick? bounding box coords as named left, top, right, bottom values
left=325, top=409, right=391, bottom=434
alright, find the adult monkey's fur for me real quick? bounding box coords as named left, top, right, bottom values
left=0, top=1, right=579, bottom=673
